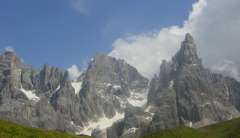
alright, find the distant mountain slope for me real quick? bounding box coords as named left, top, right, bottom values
left=1, top=33, right=240, bottom=138
left=101, top=34, right=240, bottom=138
left=0, top=119, right=91, bottom=138
left=0, top=51, right=148, bottom=136
left=143, top=117, right=240, bottom=138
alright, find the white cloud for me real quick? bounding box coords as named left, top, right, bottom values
left=4, top=46, right=15, bottom=52
left=211, top=60, right=240, bottom=82
left=109, top=0, right=240, bottom=80
left=67, top=64, right=81, bottom=81
left=68, top=0, right=89, bottom=14
left=109, top=27, right=186, bottom=78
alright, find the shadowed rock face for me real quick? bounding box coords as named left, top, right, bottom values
left=0, top=51, right=149, bottom=135
left=173, top=33, right=201, bottom=67
left=77, top=54, right=148, bottom=123
left=102, top=34, right=240, bottom=138
left=147, top=33, right=240, bottom=132
left=0, top=51, right=73, bottom=131
left=0, top=34, right=240, bottom=138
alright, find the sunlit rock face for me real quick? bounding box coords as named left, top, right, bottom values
left=0, top=50, right=149, bottom=136
left=75, top=54, right=148, bottom=135
left=102, top=34, right=240, bottom=138
left=1, top=34, right=240, bottom=138
left=147, top=34, right=240, bottom=132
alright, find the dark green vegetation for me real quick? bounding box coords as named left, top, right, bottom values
left=143, top=126, right=204, bottom=138
left=0, top=119, right=91, bottom=138
left=143, top=118, right=240, bottom=138
left=1, top=117, right=240, bottom=138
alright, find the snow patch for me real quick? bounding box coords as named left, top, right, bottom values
left=200, top=92, right=205, bottom=96
left=128, top=91, right=147, bottom=107
left=113, top=85, right=121, bottom=90
left=192, top=64, right=198, bottom=66
left=77, top=112, right=124, bottom=136
left=116, top=96, right=127, bottom=108
left=54, top=85, right=60, bottom=93
left=103, top=83, right=121, bottom=90
left=70, top=121, right=74, bottom=125
left=67, top=65, right=81, bottom=81
left=104, top=83, right=113, bottom=87
left=189, top=121, right=193, bottom=128
left=71, top=81, right=83, bottom=94
left=145, top=116, right=153, bottom=121
left=144, top=106, right=155, bottom=120
left=50, top=85, right=60, bottom=98
left=169, top=80, right=174, bottom=88
left=145, top=106, right=152, bottom=112
left=200, top=102, right=211, bottom=108
left=124, top=127, right=138, bottom=135
left=20, top=86, right=40, bottom=102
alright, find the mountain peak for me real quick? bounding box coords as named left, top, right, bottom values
left=173, top=33, right=201, bottom=67
left=0, top=51, right=22, bottom=68
left=184, top=33, right=194, bottom=43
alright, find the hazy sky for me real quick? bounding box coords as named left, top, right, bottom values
left=0, top=0, right=195, bottom=69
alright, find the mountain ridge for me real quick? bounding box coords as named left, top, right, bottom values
left=0, top=50, right=149, bottom=136
left=96, top=33, right=240, bottom=138
left=0, top=34, right=240, bottom=138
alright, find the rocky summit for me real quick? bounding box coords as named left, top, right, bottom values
left=0, top=50, right=149, bottom=136
left=96, top=34, right=240, bottom=138
left=0, top=34, right=240, bottom=138
left=147, top=33, right=240, bottom=130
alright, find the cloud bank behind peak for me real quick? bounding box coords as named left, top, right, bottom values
left=109, top=0, right=240, bottom=80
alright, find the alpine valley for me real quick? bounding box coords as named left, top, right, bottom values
left=0, top=34, right=240, bottom=138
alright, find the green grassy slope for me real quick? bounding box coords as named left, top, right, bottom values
left=0, top=119, right=91, bottom=138
left=201, top=118, right=240, bottom=138
left=143, top=118, right=240, bottom=138
left=2, top=117, right=240, bottom=138
left=143, top=126, right=205, bottom=138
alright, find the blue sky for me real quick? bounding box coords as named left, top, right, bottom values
left=0, top=0, right=196, bottom=69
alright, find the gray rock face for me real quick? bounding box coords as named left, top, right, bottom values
left=0, top=51, right=148, bottom=136
left=104, top=34, right=240, bottom=138
left=173, top=33, right=202, bottom=67
left=1, top=33, right=240, bottom=138
left=0, top=51, right=75, bottom=132
left=147, top=33, right=240, bottom=133
left=79, top=54, right=148, bottom=120
left=0, top=51, right=25, bottom=103
left=95, top=107, right=150, bottom=138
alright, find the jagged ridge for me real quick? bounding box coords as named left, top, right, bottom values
left=0, top=34, right=240, bottom=138
left=101, top=34, right=240, bottom=138
left=0, top=50, right=149, bottom=136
